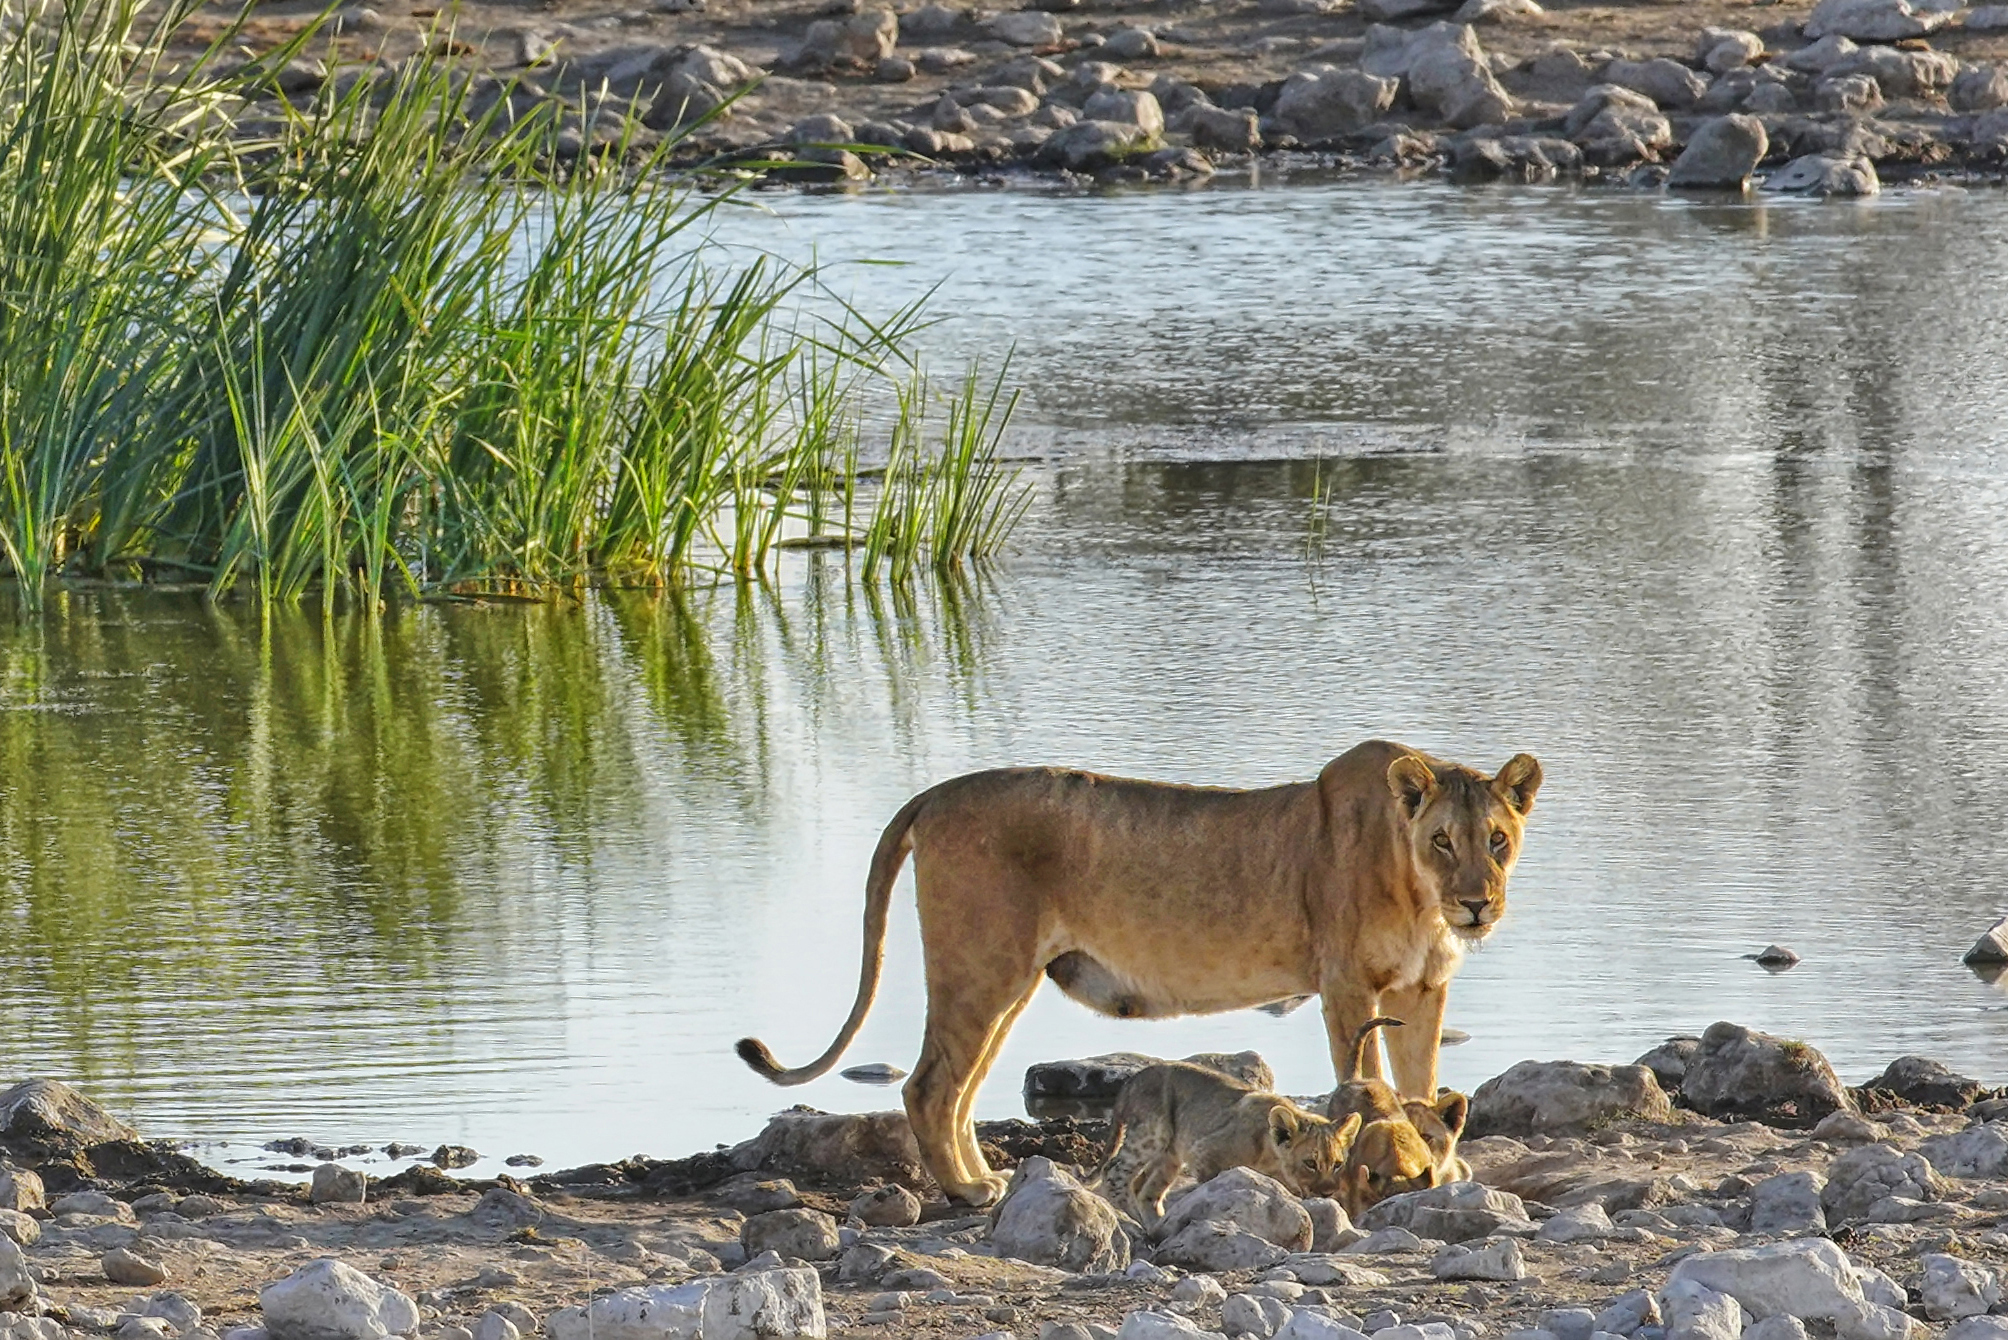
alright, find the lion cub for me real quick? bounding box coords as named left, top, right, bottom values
left=1326, top=1018, right=1472, bottom=1219
left=1097, top=1061, right=1362, bottom=1231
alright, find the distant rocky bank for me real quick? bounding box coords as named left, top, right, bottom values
left=14, top=1020, right=2008, bottom=1340
left=159, top=0, right=2008, bottom=189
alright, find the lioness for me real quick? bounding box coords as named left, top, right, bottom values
left=736, top=739, right=1541, bottom=1206
left=1095, top=1061, right=1362, bottom=1231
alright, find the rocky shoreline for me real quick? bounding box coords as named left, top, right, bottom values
left=145, top=0, right=2008, bottom=189
left=15, top=1022, right=2008, bottom=1340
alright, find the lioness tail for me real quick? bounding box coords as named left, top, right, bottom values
left=735, top=791, right=928, bottom=1086
left=1348, top=1016, right=1405, bottom=1082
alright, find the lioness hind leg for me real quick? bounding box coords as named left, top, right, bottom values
left=951, top=979, right=1040, bottom=1190
left=906, top=972, right=1040, bottom=1207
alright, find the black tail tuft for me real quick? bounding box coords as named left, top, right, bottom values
left=737, top=1037, right=785, bottom=1079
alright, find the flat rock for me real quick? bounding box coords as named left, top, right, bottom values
left=1920, top=1122, right=2008, bottom=1178
left=1431, top=1238, right=1525, bottom=1281
left=743, top=1208, right=840, bottom=1262
left=104, top=1248, right=168, bottom=1287
left=1921, top=1254, right=2002, bottom=1320
left=1822, top=1142, right=1944, bottom=1221
left=1157, top=1221, right=1291, bottom=1273
left=1361, top=1181, right=1533, bottom=1241
left=546, top=1283, right=709, bottom=1340
left=1023, top=1053, right=1272, bottom=1101
left=1665, top=1238, right=1876, bottom=1325
left=1749, top=1171, right=1828, bottom=1233
left=1804, top=0, right=1951, bottom=40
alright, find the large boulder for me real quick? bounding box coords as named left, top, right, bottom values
left=1748, top=1171, right=1828, bottom=1234
left=260, top=1260, right=420, bottom=1340
left=1804, top=0, right=1951, bottom=40
left=1159, top=1168, right=1313, bottom=1250
left=1187, top=105, right=1262, bottom=152
left=989, top=1157, right=1130, bottom=1274
left=0, top=1079, right=138, bottom=1147
left=1359, top=1181, right=1534, bottom=1240
left=1274, top=69, right=1399, bottom=142
left=984, top=9, right=1064, bottom=47
left=0, top=1209, right=39, bottom=1248
left=1921, top=1255, right=2002, bottom=1322
left=1664, top=1239, right=1908, bottom=1340
left=1405, top=27, right=1516, bottom=127
left=1634, top=1037, right=1700, bottom=1092
left=1602, top=57, right=1709, bottom=108
left=1951, top=65, right=2008, bottom=112
left=1677, top=1023, right=1851, bottom=1125
left=1824, top=45, right=1956, bottom=98
left=546, top=1284, right=709, bottom=1340
left=1082, top=89, right=1165, bottom=137
left=701, top=1269, right=825, bottom=1340
left=1468, top=1061, right=1674, bottom=1137
left=1666, top=116, right=1768, bottom=190
left=1821, top=1143, right=1944, bottom=1222
left=1024, top=1053, right=1272, bottom=1102
left=1864, top=1056, right=1984, bottom=1109
left=0, top=1234, right=33, bottom=1309
left=1662, top=1279, right=1744, bottom=1340
left=731, top=1110, right=925, bottom=1187
left=1920, top=1123, right=2008, bottom=1178
left=1034, top=120, right=1159, bottom=170
left=791, top=10, right=897, bottom=67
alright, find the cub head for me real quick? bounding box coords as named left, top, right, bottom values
left=1386, top=751, right=1542, bottom=941
left=1341, top=1117, right=1439, bottom=1221
left=1268, top=1104, right=1363, bottom=1199
left=1403, top=1090, right=1471, bottom=1180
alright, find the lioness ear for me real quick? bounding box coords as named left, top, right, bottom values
left=1493, top=753, right=1542, bottom=814
left=1435, top=1091, right=1469, bottom=1138
left=1387, top=755, right=1436, bottom=820
left=1269, top=1105, right=1299, bottom=1145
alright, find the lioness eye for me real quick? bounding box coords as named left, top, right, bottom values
left=1432, top=831, right=1451, bottom=852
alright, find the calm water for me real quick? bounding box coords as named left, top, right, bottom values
left=8, top=180, right=2008, bottom=1178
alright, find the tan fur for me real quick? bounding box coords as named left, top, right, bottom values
left=735, top=739, right=1542, bottom=1206
left=1405, top=1091, right=1472, bottom=1185
left=1095, top=1062, right=1362, bottom=1231
left=1328, top=1018, right=1440, bottom=1220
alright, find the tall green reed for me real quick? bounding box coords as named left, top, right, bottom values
left=0, top=1, right=1028, bottom=612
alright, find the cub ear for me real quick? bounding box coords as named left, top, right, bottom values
left=1387, top=754, right=1437, bottom=820
left=1493, top=753, right=1542, bottom=814
left=1435, top=1091, right=1469, bottom=1138
left=1269, top=1105, right=1300, bottom=1146
left=1335, top=1112, right=1363, bottom=1144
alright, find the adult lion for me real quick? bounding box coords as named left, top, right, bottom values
left=737, top=739, right=1542, bottom=1206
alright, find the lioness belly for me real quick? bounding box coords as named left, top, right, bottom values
left=1044, top=948, right=1307, bottom=1019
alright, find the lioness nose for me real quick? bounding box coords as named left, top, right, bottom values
left=1461, top=898, right=1488, bottom=918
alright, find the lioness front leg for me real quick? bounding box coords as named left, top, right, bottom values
left=1319, top=980, right=1384, bottom=1084
left=1381, top=982, right=1447, bottom=1100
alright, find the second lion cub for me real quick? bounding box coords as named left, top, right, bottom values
left=1327, top=1018, right=1473, bottom=1219
left=1097, top=1061, right=1361, bottom=1230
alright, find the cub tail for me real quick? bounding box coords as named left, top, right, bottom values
left=1347, top=1016, right=1405, bottom=1082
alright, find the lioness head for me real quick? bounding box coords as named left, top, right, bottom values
left=1269, top=1106, right=1362, bottom=1199
left=1386, top=751, right=1542, bottom=940
left=1341, top=1117, right=1438, bottom=1220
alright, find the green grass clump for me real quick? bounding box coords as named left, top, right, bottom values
left=0, top=0, right=1028, bottom=612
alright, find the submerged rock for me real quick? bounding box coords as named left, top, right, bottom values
left=1024, top=1052, right=1272, bottom=1102
left=1964, top=916, right=2008, bottom=966
left=1761, top=154, right=1881, bottom=195
left=1666, top=115, right=1768, bottom=190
